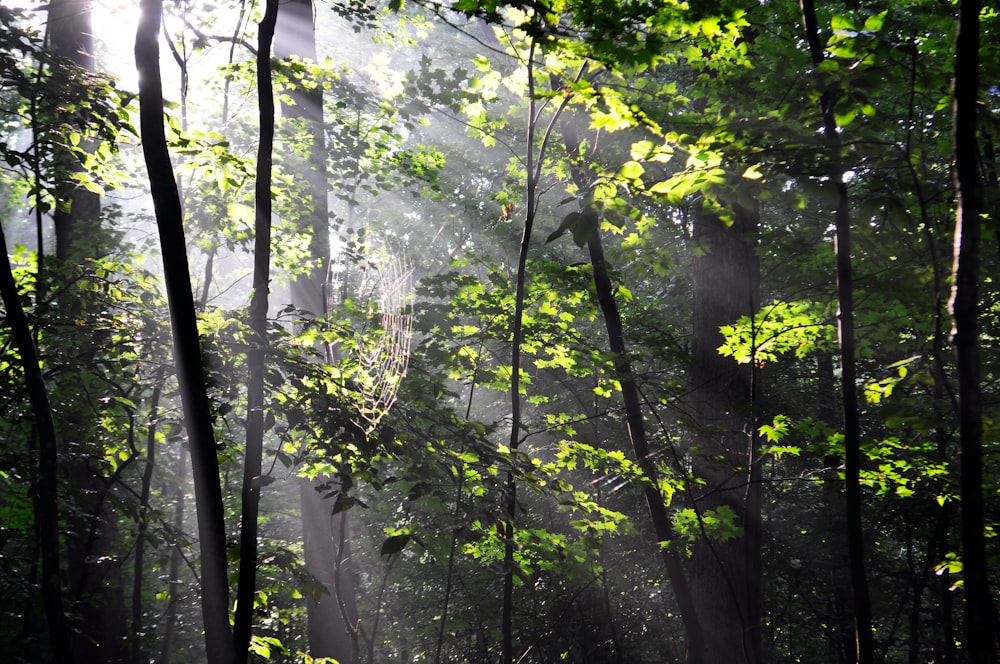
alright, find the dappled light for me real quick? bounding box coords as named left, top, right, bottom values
left=0, top=0, right=998, bottom=663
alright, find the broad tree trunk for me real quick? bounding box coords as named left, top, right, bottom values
left=687, top=202, right=760, bottom=664
left=274, top=3, right=358, bottom=661
left=950, top=1, right=998, bottom=660
left=46, top=2, right=128, bottom=660
left=135, top=2, right=234, bottom=662
left=47, top=0, right=101, bottom=261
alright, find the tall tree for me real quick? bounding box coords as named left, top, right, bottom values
left=275, top=2, right=358, bottom=661
left=0, top=218, right=74, bottom=662
left=47, top=0, right=100, bottom=260
left=687, top=201, right=761, bottom=664
left=799, top=1, right=875, bottom=660
left=134, top=2, right=234, bottom=662
left=949, top=0, right=998, bottom=661
left=233, top=0, right=279, bottom=658
left=557, top=113, right=707, bottom=662
left=45, top=2, right=129, bottom=660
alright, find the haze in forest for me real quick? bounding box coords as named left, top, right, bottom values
left=0, top=0, right=997, bottom=663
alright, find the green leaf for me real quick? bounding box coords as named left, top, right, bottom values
left=830, top=14, right=855, bottom=32
left=619, top=160, right=645, bottom=180
left=863, top=10, right=887, bottom=32
left=546, top=212, right=581, bottom=244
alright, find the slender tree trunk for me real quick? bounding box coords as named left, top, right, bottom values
left=0, top=218, right=74, bottom=663
left=587, top=223, right=707, bottom=662
left=818, top=354, right=853, bottom=664
left=687, top=202, right=760, bottom=664
left=134, top=3, right=234, bottom=662
left=950, top=1, right=999, bottom=660
left=131, top=373, right=163, bottom=664
left=799, top=2, right=875, bottom=660
left=233, top=3, right=279, bottom=658
left=158, top=447, right=187, bottom=664
left=557, top=110, right=706, bottom=661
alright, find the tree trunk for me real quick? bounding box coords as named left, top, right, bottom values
left=799, top=2, right=876, bottom=659
left=233, top=1, right=279, bottom=658
left=46, top=3, right=129, bottom=661
left=47, top=0, right=101, bottom=261
left=134, top=2, right=234, bottom=662
left=587, top=222, right=707, bottom=663
left=687, top=202, right=760, bottom=664
left=950, top=1, right=999, bottom=660
left=818, top=354, right=853, bottom=664
left=131, top=373, right=163, bottom=664
left=558, top=110, right=705, bottom=661
left=274, top=3, right=358, bottom=661
left=0, top=217, right=74, bottom=663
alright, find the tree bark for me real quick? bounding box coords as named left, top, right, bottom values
left=233, top=1, right=279, bottom=658
left=47, top=0, right=101, bottom=261
left=799, top=2, right=875, bottom=660
left=587, top=223, right=707, bottom=663
left=0, top=217, right=74, bottom=663
left=134, top=2, right=234, bottom=662
left=501, top=40, right=540, bottom=664
left=818, top=354, right=853, bottom=664
left=687, top=202, right=760, bottom=664
left=558, top=109, right=706, bottom=661
left=949, top=1, right=999, bottom=661
left=45, top=4, right=129, bottom=660
left=131, top=373, right=163, bottom=664
left=274, top=3, right=358, bottom=661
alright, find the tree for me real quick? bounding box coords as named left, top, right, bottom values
left=3, top=0, right=1000, bottom=661
left=687, top=201, right=760, bottom=664
left=798, top=1, right=875, bottom=660
left=0, top=217, right=73, bottom=662
left=950, top=0, right=998, bottom=660
left=47, top=0, right=100, bottom=260
left=45, top=3, right=130, bottom=660
left=233, top=0, right=279, bottom=657
left=135, top=1, right=234, bottom=661
left=274, top=2, right=360, bottom=661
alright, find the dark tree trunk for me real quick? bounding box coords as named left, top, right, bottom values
left=233, top=2, right=279, bottom=658
left=134, top=2, right=234, bottom=662
left=587, top=223, right=707, bottom=663
left=558, top=111, right=705, bottom=662
left=799, top=2, right=875, bottom=660
left=687, top=202, right=760, bottom=664
left=0, top=218, right=74, bottom=663
left=501, top=40, right=540, bottom=664
left=158, top=446, right=188, bottom=664
left=130, top=372, right=163, bottom=664
left=818, top=354, right=853, bottom=664
left=950, top=1, right=999, bottom=661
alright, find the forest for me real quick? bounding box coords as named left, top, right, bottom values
left=0, top=0, right=997, bottom=662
